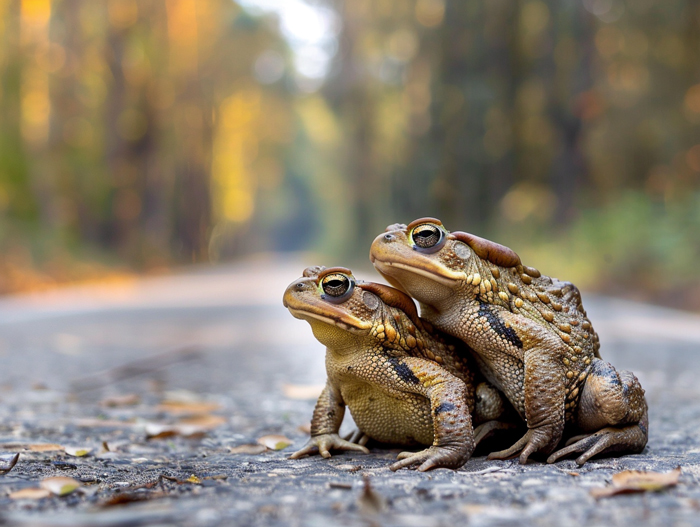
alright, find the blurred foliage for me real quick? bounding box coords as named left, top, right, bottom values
left=0, top=0, right=699, bottom=309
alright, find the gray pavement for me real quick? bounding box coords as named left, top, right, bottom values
left=0, top=256, right=699, bottom=526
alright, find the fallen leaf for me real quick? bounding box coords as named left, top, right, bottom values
left=40, top=476, right=82, bottom=496
left=156, top=401, right=221, bottom=415
left=329, top=482, right=353, bottom=489
left=229, top=444, right=266, bottom=455
left=65, top=446, right=93, bottom=457
left=9, top=488, right=52, bottom=500
left=257, top=435, right=292, bottom=450
left=101, top=491, right=167, bottom=507
left=178, top=414, right=226, bottom=430
left=145, top=415, right=226, bottom=439
left=282, top=384, right=324, bottom=400
left=590, top=467, right=682, bottom=499
left=0, top=453, right=20, bottom=474
left=0, top=443, right=64, bottom=452
left=159, top=474, right=202, bottom=485
left=100, top=394, right=141, bottom=407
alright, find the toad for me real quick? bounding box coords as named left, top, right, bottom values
left=370, top=218, right=648, bottom=465
left=283, top=266, right=508, bottom=471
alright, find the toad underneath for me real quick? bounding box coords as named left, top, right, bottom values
left=283, top=266, right=509, bottom=471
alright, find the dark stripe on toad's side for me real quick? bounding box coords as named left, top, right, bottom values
left=387, top=357, right=420, bottom=384
left=478, top=302, right=523, bottom=348
left=434, top=402, right=455, bottom=415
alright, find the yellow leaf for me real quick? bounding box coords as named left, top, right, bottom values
left=40, top=476, right=81, bottom=497
left=186, top=475, right=201, bottom=484
left=65, top=446, right=92, bottom=457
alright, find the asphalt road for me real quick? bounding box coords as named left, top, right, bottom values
left=0, top=256, right=699, bottom=526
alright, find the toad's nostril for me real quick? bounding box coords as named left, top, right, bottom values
left=384, top=234, right=394, bottom=242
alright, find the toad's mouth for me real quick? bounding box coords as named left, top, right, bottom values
left=372, top=259, right=466, bottom=287
left=287, top=307, right=370, bottom=333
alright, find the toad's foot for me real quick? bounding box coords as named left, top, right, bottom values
left=343, top=428, right=370, bottom=446
left=289, top=433, right=369, bottom=460
left=473, top=420, right=516, bottom=446
left=390, top=445, right=470, bottom=472
left=546, top=423, right=648, bottom=465
left=487, top=426, right=558, bottom=464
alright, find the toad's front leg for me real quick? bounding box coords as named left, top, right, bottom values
left=488, top=346, right=565, bottom=464
left=290, top=382, right=369, bottom=460
left=387, top=357, right=475, bottom=472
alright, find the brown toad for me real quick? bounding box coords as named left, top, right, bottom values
left=283, top=266, right=509, bottom=471
left=370, top=218, right=648, bottom=465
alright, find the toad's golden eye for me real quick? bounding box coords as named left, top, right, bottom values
left=412, top=223, right=444, bottom=251
left=321, top=273, right=353, bottom=299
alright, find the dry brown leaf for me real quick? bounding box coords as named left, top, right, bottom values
left=40, top=476, right=82, bottom=496
left=0, top=453, right=20, bottom=474
left=229, top=444, right=266, bottom=454
left=145, top=415, right=226, bottom=439
left=282, top=384, right=325, bottom=400
left=0, top=443, right=64, bottom=453
left=100, top=394, right=141, bottom=407
left=178, top=414, right=226, bottom=430
left=100, top=491, right=167, bottom=507
left=590, top=467, right=682, bottom=499
left=257, top=434, right=292, bottom=450
left=156, top=401, right=221, bottom=415
left=9, top=488, right=52, bottom=500
left=29, top=444, right=64, bottom=452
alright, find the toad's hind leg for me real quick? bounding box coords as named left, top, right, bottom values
left=547, top=359, right=648, bottom=465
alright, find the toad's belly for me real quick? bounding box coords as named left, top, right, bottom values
left=341, top=382, right=433, bottom=446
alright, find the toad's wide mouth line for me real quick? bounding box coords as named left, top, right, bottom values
left=373, top=259, right=466, bottom=287
left=286, top=307, right=369, bottom=333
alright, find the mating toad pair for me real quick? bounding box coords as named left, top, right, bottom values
left=283, top=218, right=648, bottom=471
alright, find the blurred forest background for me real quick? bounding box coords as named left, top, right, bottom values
left=1, top=0, right=699, bottom=309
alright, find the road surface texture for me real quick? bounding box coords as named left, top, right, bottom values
left=0, top=256, right=699, bottom=526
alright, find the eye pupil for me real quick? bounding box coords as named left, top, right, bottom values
left=413, top=225, right=442, bottom=249
left=322, top=274, right=351, bottom=298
